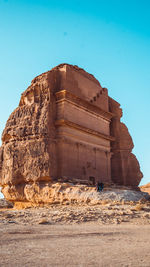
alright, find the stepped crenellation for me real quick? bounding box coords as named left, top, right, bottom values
left=90, top=88, right=107, bottom=104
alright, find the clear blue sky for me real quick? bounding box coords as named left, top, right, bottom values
left=0, top=0, right=150, bottom=197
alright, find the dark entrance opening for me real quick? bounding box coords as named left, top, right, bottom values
left=89, top=176, right=95, bottom=185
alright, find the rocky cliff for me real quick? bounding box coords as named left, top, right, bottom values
left=109, top=98, right=143, bottom=186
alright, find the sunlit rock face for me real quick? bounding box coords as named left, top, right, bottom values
left=140, top=183, right=150, bottom=195
left=0, top=64, right=143, bottom=202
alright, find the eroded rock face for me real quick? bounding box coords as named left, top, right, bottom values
left=0, top=64, right=143, bottom=202
left=109, top=98, right=143, bottom=187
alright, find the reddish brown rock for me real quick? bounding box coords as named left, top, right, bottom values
left=109, top=98, right=142, bottom=187
left=0, top=64, right=143, bottom=202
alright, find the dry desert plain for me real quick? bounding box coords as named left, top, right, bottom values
left=0, top=198, right=150, bottom=267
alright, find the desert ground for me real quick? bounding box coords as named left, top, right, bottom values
left=0, top=223, right=150, bottom=267
left=0, top=200, right=150, bottom=267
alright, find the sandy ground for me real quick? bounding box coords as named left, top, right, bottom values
left=0, top=202, right=150, bottom=267
left=0, top=223, right=150, bottom=267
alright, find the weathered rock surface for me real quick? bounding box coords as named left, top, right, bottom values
left=13, top=183, right=150, bottom=207
left=0, top=190, right=150, bottom=225
left=0, top=64, right=143, bottom=203
left=1, top=182, right=149, bottom=208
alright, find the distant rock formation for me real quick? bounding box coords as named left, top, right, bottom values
left=140, top=183, right=150, bottom=195
left=0, top=64, right=143, bottom=203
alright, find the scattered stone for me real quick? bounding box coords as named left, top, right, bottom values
left=0, top=199, right=14, bottom=208
left=38, top=219, right=50, bottom=225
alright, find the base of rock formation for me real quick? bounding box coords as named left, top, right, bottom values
left=0, top=194, right=150, bottom=226
left=1, top=183, right=149, bottom=209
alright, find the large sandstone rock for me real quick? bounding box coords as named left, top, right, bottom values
left=0, top=64, right=143, bottom=203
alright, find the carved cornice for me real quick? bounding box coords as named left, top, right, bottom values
left=55, top=90, right=114, bottom=121
left=55, top=119, right=115, bottom=142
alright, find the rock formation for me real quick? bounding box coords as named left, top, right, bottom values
left=140, top=183, right=150, bottom=195
left=0, top=64, right=143, bottom=203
